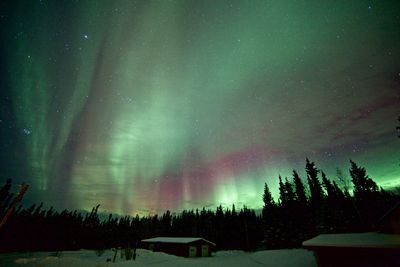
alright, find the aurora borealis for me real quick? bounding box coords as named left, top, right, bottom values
left=0, top=0, right=399, bottom=216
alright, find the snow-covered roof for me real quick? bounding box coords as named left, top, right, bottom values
left=303, top=232, right=400, bottom=249
left=141, top=237, right=216, bottom=246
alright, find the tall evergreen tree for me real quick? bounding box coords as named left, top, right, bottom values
left=321, top=171, right=335, bottom=199
left=263, top=182, right=275, bottom=209
left=278, top=175, right=287, bottom=205
left=0, top=179, right=12, bottom=203
left=292, top=170, right=307, bottom=204
left=336, top=168, right=351, bottom=196
left=349, top=160, right=379, bottom=201
left=284, top=178, right=296, bottom=204
left=305, top=158, right=324, bottom=204
left=332, top=180, right=345, bottom=199
left=0, top=179, right=13, bottom=218
left=349, top=160, right=383, bottom=229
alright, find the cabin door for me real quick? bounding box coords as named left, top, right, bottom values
left=188, top=246, right=197, bottom=257
left=201, top=245, right=209, bottom=256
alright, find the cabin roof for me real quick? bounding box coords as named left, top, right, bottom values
left=303, top=232, right=400, bottom=249
left=141, top=237, right=216, bottom=246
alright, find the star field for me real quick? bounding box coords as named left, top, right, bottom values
left=0, top=0, right=399, bottom=215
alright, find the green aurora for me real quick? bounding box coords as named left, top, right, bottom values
left=0, top=0, right=399, bottom=215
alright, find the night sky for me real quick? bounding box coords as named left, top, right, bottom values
left=1, top=0, right=399, bottom=216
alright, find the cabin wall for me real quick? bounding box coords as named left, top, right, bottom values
left=312, top=247, right=400, bottom=267
left=380, top=214, right=400, bottom=234
left=188, top=240, right=212, bottom=257
left=141, top=240, right=214, bottom=257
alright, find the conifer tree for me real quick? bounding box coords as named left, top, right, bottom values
left=278, top=175, right=287, bottom=205
left=336, top=168, right=351, bottom=194
left=396, top=116, right=400, bottom=138
left=0, top=179, right=12, bottom=203
left=262, top=182, right=278, bottom=246
left=349, top=160, right=383, bottom=229
left=305, top=158, right=324, bottom=204
left=332, top=180, right=345, bottom=199
left=292, top=170, right=307, bottom=204
left=263, top=182, right=275, bottom=210
left=349, top=160, right=378, bottom=201
left=285, top=178, right=296, bottom=204
left=321, top=171, right=335, bottom=199
left=216, top=204, right=224, bottom=217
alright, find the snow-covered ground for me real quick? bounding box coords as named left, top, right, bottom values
left=0, top=248, right=317, bottom=267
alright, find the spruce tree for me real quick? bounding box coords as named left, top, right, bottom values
left=332, top=180, right=345, bottom=199
left=278, top=175, right=287, bottom=206
left=321, top=171, right=335, bottom=199
left=262, top=182, right=279, bottom=248
left=285, top=178, right=296, bottom=204
left=349, top=160, right=382, bottom=229
left=0, top=179, right=12, bottom=217
left=292, top=170, right=307, bottom=204
left=349, top=160, right=378, bottom=202
left=305, top=158, right=324, bottom=204
left=263, top=182, right=275, bottom=209
left=336, top=168, right=351, bottom=196
left=396, top=116, right=400, bottom=138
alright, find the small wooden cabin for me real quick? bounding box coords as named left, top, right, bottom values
left=303, top=232, right=400, bottom=267
left=303, top=202, right=400, bottom=267
left=141, top=237, right=216, bottom=257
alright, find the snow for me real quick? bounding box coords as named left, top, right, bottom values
left=0, top=248, right=317, bottom=267
left=302, top=232, right=400, bottom=248
left=142, top=237, right=216, bottom=245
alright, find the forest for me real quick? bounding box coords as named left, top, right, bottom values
left=0, top=159, right=399, bottom=253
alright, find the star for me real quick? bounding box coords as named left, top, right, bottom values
left=22, top=128, right=31, bottom=135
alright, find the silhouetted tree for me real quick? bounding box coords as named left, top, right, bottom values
left=397, top=116, right=400, bottom=138
left=263, top=182, right=275, bottom=209
left=284, top=178, right=296, bottom=205
left=321, top=171, right=336, bottom=199
left=349, top=160, right=382, bottom=229
left=262, top=181, right=276, bottom=224
left=261, top=181, right=280, bottom=248
left=292, top=170, right=307, bottom=204
left=306, top=158, right=324, bottom=204
left=0, top=179, right=13, bottom=218
left=349, top=160, right=379, bottom=202
left=336, top=168, right=351, bottom=196
left=278, top=175, right=287, bottom=206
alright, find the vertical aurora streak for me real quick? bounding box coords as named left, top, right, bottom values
left=0, top=0, right=399, bottom=215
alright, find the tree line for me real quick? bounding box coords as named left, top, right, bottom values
left=0, top=159, right=399, bottom=252
left=0, top=180, right=262, bottom=252
left=261, top=159, right=399, bottom=248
